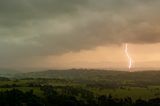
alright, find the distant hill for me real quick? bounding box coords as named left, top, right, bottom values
left=15, top=69, right=160, bottom=81
left=15, top=69, right=121, bottom=78
left=0, top=68, right=20, bottom=78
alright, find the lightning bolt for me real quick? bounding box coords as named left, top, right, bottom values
left=125, top=43, right=132, bottom=71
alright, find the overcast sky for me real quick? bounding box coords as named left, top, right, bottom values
left=1, top=0, right=160, bottom=70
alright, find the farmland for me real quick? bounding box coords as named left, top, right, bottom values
left=0, top=69, right=160, bottom=100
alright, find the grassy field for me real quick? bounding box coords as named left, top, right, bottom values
left=91, top=87, right=160, bottom=100
left=0, top=79, right=159, bottom=100
left=0, top=70, right=160, bottom=101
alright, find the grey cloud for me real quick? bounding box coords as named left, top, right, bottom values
left=0, top=0, right=160, bottom=66
left=0, top=0, right=87, bottom=27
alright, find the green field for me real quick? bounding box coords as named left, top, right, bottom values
left=0, top=79, right=159, bottom=100
left=0, top=70, right=160, bottom=101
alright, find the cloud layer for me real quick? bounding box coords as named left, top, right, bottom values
left=1, top=0, right=160, bottom=66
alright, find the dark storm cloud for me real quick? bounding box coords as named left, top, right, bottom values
left=0, top=0, right=87, bottom=27
left=0, top=0, right=160, bottom=65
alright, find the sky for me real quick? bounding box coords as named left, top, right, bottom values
left=1, top=0, right=160, bottom=71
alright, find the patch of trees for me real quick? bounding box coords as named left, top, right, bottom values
left=0, top=77, right=10, bottom=81
left=0, top=86, right=159, bottom=106
left=0, top=89, right=43, bottom=106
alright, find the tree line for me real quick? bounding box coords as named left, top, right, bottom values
left=0, top=86, right=159, bottom=106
